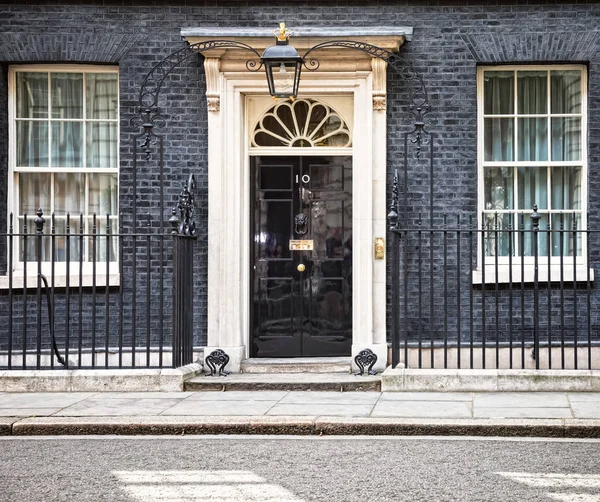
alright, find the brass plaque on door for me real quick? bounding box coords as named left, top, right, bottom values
left=290, top=239, right=314, bottom=251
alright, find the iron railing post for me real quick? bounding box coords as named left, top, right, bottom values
left=171, top=175, right=197, bottom=368
left=388, top=169, right=401, bottom=369
left=531, top=205, right=541, bottom=369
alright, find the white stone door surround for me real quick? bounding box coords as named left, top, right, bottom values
left=181, top=27, right=412, bottom=372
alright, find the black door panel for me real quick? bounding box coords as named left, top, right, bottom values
left=251, top=156, right=352, bottom=357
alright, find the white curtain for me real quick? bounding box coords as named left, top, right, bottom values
left=484, top=70, right=582, bottom=257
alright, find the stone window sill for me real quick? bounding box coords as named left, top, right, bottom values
left=472, top=265, right=594, bottom=285
left=0, top=274, right=120, bottom=290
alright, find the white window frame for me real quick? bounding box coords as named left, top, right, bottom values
left=475, top=64, right=591, bottom=283
left=5, top=64, right=120, bottom=286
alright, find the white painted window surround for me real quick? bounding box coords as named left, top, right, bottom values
left=5, top=64, right=120, bottom=288
left=476, top=64, right=592, bottom=284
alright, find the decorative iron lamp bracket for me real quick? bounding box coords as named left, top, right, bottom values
left=134, top=25, right=433, bottom=160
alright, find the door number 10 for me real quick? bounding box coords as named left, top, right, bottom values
left=296, top=174, right=310, bottom=184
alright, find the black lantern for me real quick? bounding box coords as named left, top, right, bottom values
left=261, top=23, right=303, bottom=99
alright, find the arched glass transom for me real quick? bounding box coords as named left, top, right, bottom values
left=251, top=99, right=351, bottom=148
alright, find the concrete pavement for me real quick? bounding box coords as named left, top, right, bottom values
left=0, top=390, right=600, bottom=437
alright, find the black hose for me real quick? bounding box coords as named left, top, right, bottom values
left=39, top=274, right=67, bottom=367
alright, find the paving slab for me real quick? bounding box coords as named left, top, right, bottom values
left=473, top=392, right=570, bottom=408
left=567, top=392, right=600, bottom=402
left=570, top=401, right=600, bottom=419
left=0, top=392, right=95, bottom=408
left=278, top=391, right=380, bottom=405
left=379, top=392, right=472, bottom=401
left=86, top=392, right=191, bottom=400
left=160, top=400, right=279, bottom=416
left=371, top=400, right=472, bottom=418
left=473, top=407, right=574, bottom=419
left=54, top=398, right=182, bottom=417
left=0, top=408, right=63, bottom=417
left=185, top=391, right=289, bottom=401
left=266, top=403, right=374, bottom=417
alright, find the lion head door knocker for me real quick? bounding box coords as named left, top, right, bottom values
left=294, top=213, right=308, bottom=235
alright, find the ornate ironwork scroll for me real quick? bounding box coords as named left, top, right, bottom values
left=302, top=40, right=434, bottom=158
left=205, top=349, right=230, bottom=376
left=134, top=41, right=263, bottom=162
left=169, top=174, right=197, bottom=236
left=354, top=348, right=378, bottom=376
left=387, top=169, right=400, bottom=234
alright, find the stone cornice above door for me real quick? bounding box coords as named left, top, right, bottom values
left=181, top=26, right=411, bottom=112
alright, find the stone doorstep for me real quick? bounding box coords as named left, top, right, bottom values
left=382, top=368, right=600, bottom=392
left=0, top=363, right=203, bottom=393
left=184, top=373, right=381, bottom=392
left=240, top=357, right=352, bottom=374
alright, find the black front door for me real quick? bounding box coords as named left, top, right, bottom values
left=251, top=156, right=353, bottom=357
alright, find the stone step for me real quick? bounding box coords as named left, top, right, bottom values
left=240, top=357, right=352, bottom=374
left=184, top=372, right=381, bottom=392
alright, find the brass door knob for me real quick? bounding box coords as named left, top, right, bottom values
left=297, top=264, right=306, bottom=272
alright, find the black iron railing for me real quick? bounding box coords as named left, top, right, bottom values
left=0, top=205, right=197, bottom=370
left=389, top=208, right=598, bottom=370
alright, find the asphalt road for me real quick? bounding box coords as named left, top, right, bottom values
left=1, top=436, right=599, bottom=502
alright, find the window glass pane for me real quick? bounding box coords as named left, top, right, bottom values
left=517, top=118, right=547, bottom=161
left=16, top=72, right=48, bottom=118
left=89, top=173, right=118, bottom=216
left=519, top=214, right=549, bottom=257
left=51, top=73, right=83, bottom=119
left=86, top=122, right=118, bottom=167
left=551, top=70, right=581, bottom=114
left=54, top=173, right=85, bottom=216
left=484, top=167, right=514, bottom=210
left=483, top=213, right=513, bottom=256
left=86, top=73, right=118, bottom=119
left=19, top=218, right=51, bottom=261
left=19, top=173, right=51, bottom=215
left=551, top=166, right=582, bottom=210
left=17, top=121, right=48, bottom=167
left=551, top=213, right=582, bottom=257
left=551, top=117, right=581, bottom=161
left=53, top=217, right=82, bottom=262
left=517, top=71, right=547, bottom=114
left=518, top=166, right=548, bottom=210
left=484, top=118, right=513, bottom=161
left=90, top=218, right=118, bottom=263
left=51, top=121, right=83, bottom=167
left=484, top=71, right=514, bottom=115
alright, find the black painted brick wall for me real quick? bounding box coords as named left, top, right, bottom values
left=0, top=1, right=600, bottom=357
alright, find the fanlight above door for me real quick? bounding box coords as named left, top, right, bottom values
left=251, top=99, right=352, bottom=148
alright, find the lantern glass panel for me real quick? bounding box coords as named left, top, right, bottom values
left=267, top=61, right=300, bottom=98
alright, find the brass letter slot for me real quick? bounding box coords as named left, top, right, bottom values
left=290, top=239, right=314, bottom=251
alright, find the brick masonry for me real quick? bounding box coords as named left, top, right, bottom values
left=0, top=1, right=599, bottom=360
